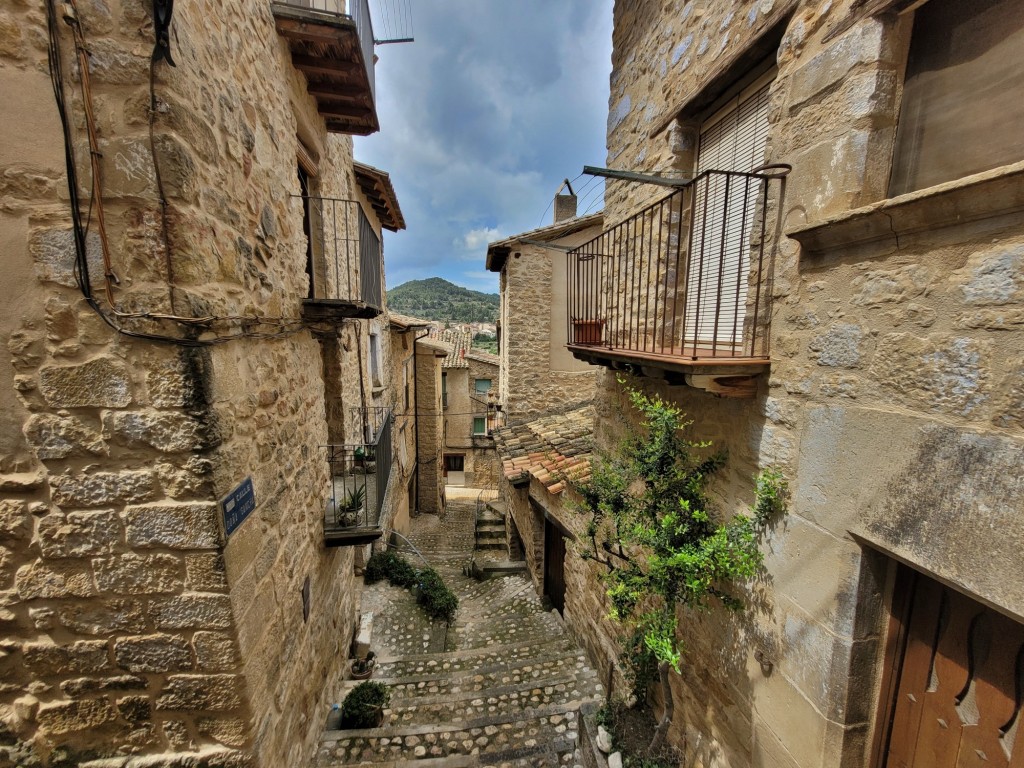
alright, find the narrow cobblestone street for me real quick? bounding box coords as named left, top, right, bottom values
left=314, top=496, right=605, bottom=767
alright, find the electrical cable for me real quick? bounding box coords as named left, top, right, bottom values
left=45, top=0, right=330, bottom=348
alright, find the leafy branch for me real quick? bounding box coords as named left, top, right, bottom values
left=570, top=384, right=787, bottom=755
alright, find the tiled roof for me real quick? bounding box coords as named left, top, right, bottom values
left=389, top=312, right=434, bottom=330
left=492, top=405, right=594, bottom=495
left=430, top=329, right=472, bottom=368
left=485, top=213, right=603, bottom=272
left=465, top=349, right=499, bottom=366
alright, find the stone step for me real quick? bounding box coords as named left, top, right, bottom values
left=317, top=703, right=583, bottom=766
left=373, top=635, right=581, bottom=680
left=385, top=674, right=602, bottom=728
left=380, top=651, right=597, bottom=697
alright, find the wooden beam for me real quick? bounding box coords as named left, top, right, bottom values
left=275, top=21, right=348, bottom=46
left=293, top=55, right=361, bottom=77
left=308, top=83, right=367, bottom=100
left=683, top=374, right=759, bottom=398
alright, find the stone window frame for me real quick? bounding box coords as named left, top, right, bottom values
left=789, top=0, right=1024, bottom=258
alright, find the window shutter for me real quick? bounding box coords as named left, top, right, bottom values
left=686, top=79, right=772, bottom=349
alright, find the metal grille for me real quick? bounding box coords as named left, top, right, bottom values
left=301, top=196, right=382, bottom=311
left=325, top=408, right=392, bottom=531
left=566, top=167, right=787, bottom=361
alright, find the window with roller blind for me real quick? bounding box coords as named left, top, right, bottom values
left=889, top=0, right=1024, bottom=196
left=685, top=70, right=774, bottom=350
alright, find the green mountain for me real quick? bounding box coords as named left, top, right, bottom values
left=387, top=278, right=499, bottom=324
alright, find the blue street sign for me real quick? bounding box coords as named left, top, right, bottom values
left=221, top=477, right=256, bottom=536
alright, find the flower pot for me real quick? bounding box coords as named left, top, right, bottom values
left=572, top=319, right=605, bottom=345
left=350, top=658, right=375, bottom=680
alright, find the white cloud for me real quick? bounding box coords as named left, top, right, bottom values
left=457, top=227, right=503, bottom=252
left=357, top=0, right=613, bottom=292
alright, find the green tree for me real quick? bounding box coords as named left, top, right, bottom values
left=572, top=385, right=786, bottom=755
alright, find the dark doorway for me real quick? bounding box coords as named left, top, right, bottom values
left=544, top=517, right=566, bottom=615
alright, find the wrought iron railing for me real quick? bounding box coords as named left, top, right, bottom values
left=325, top=408, right=392, bottom=531
left=566, top=167, right=788, bottom=362
left=301, top=196, right=382, bottom=310
left=275, top=0, right=375, bottom=104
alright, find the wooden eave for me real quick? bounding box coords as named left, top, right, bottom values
left=302, top=298, right=383, bottom=322
left=354, top=162, right=406, bottom=232
left=567, top=344, right=770, bottom=398
left=272, top=3, right=379, bottom=136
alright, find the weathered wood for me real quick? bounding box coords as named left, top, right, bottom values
left=292, top=54, right=362, bottom=77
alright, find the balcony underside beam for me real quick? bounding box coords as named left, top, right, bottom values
left=567, top=343, right=767, bottom=398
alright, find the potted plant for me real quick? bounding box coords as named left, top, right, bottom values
left=571, top=316, right=606, bottom=345
left=354, top=446, right=376, bottom=474
left=339, top=681, right=389, bottom=729
left=335, top=485, right=366, bottom=527
left=350, top=651, right=376, bottom=680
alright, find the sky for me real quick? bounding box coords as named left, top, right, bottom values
left=355, top=0, right=614, bottom=296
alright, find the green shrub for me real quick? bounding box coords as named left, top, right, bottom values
left=340, top=681, right=389, bottom=729
left=363, top=550, right=417, bottom=587
left=416, top=568, right=459, bottom=623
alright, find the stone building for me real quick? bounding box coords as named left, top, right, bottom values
left=428, top=328, right=501, bottom=489
left=495, top=1, right=1024, bottom=767
left=410, top=333, right=448, bottom=516
left=485, top=193, right=603, bottom=425
left=0, top=0, right=409, bottom=765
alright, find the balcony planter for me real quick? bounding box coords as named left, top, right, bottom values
left=572, top=318, right=606, bottom=345
left=333, top=485, right=366, bottom=528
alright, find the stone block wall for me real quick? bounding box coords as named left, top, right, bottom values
left=582, top=1, right=1024, bottom=766
left=0, top=0, right=391, bottom=765
left=414, top=341, right=444, bottom=514
left=501, top=239, right=599, bottom=424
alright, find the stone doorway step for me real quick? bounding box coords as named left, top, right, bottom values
left=313, top=498, right=603, bottom=767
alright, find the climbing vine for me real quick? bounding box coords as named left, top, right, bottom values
left=571, top=384, right=786, bottom=754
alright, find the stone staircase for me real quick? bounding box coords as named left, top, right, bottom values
left=470, top=500, right=529, bottom=581
left=313, top=498, right=603, bottom=767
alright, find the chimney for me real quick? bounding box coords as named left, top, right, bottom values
left=554, top=179, right=577, bottom=223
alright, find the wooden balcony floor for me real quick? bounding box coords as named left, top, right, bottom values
left=567, top=342, right=769, bottom=397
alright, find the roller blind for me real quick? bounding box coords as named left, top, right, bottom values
left=686, top=76, right=772, bottom=349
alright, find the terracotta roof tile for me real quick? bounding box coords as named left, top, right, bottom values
left=492, top=405, right=594, bottom=496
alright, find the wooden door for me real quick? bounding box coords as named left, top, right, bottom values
left=544, top=518, right=566, bottom=615
left=879, top=567, right=1024, bottom=768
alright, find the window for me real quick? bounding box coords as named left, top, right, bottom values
left=889, top=0, right=1024, bottom=196
left=441, top=372, right=448, bottom=408
left=685, top=71, right=774, bottom=347
left=473, top=417, right=487, bottom=435
left=403, top=359, right=411, bottom=411
left=474, top=378, right=492, bottom=395
left=368, top=333, right=382, bottom=388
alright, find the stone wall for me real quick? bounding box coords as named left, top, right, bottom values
left=582, top=1, right=1024, bottom=766
left=0, top=0, right=393, bottom=764
left=499, top=234, right=600, bottom=425
left=414, top=340, right=445, bottom=514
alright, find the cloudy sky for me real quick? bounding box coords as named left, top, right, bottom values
left=355, top=1, right=614, bottom=295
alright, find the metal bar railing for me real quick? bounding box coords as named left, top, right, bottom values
left=325, top=408, right=392, bottom=530
left=566, top=166, right=789, bottom=362
left=297, top=196, right=382, bottom=311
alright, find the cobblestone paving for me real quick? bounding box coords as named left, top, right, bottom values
left=314, top=498, right=604, bottom=767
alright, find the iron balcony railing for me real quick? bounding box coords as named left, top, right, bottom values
left=276, top=0, right=375, bottom=104
left=325, top=408, right=392, bottom=532
left=567, top=167, right=788, bottom=363
left=301, top=196, right=382, bottom=312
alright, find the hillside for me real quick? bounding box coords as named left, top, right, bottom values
left=387, top=278, right=499, bottom=324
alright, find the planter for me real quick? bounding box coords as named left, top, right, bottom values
left=350, top=657, right=376, bottom=680
left=572, top=319, right=606, bottom=345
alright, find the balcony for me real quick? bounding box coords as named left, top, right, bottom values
left=323, top=408, right=393, bottom=546
left=566, top=167, right=788, bottom=398
left=272, top=0, right=378, bottom=135
left=300, top=197, right=383, bottom=322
